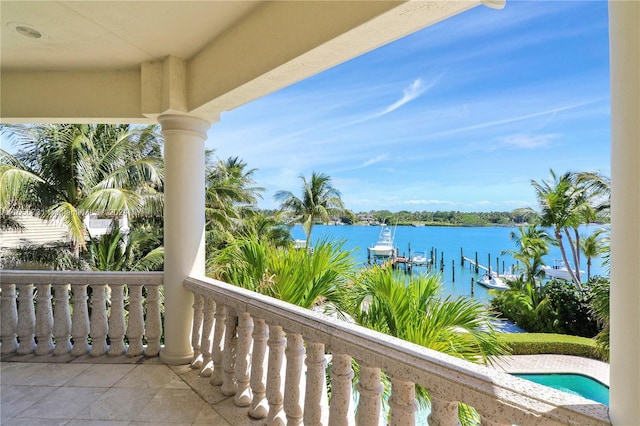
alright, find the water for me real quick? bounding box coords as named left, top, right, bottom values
left=514, top=373, right=609, bottom=406
left=292, top=224, right=608, bottom=304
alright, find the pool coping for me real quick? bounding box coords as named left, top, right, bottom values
left=490, top=354, right=610, bottom=387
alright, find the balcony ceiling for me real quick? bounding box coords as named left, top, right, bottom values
left=0, top=0, right=488, bottom=123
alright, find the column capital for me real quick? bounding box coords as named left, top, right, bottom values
left=158, top=114, right=212, bottom=138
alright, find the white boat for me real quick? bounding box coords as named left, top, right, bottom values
left=412, top=251, right=428, bottom=266
left=542, top=260, right=584, bottom=281
left=477, top=273, right=509, bottom=290
left=370, top=225, right=395, bottom=256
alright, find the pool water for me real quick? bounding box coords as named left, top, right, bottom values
left=514, top=373, right=609, bottom=406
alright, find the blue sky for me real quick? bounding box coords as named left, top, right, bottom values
left=207, top=1, right=611, bottom=213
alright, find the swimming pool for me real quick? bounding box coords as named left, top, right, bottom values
left=513, top=373, right=609, bottom=406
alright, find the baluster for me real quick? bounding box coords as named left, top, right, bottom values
left=0, top=283, right=19, bottom=354
left=199, top=296, right=215, bottom=377
left=210, top=303, right=226, bottom=385
left=89, top=284, right=109, bottom=356
left=249, top=318, right=269, bottom=419
left=70, top=284, right=90, bottom=356
left=266, top=324, right=286, bottom=425
left=52, top=284, right=72, bottom=355
left=304, top=341, right=327, bottom=426
left=190, top=293, right=204, bottom=369
left=283, top=332, right=305, bottom=425
left=234, top=311, right=254, bottom=406
left=356, top=364, right=383, bottom=426
left=144, top=284, right=162, bottom=356
left=221, top=308, right=238, bottom=396
left=108, top=283, right=126, bottom=356
left=389, top=377, right=417, bottom=426
left=328, top=353, right=354, bottom=426
left=127, top=285, right=144, bottom=356
left=428, top=397, right=459, bottom=426
left=34, top=283, right=54, bottom=355
left=16, top=283, right=36, bottom=354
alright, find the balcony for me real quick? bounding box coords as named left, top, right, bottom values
left=1, top=271, right=611, bottom=425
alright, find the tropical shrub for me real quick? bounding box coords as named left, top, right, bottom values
left=498, top=333, right=603, bottom=361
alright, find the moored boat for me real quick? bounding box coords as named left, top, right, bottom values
left=369, top=225, right=395, bottom=257
left=477, top=273, right=509, bottom=290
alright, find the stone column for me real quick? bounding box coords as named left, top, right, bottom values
left=159, top=114, right=210, bottom=365
left=609, top=1, right=640, bottom=424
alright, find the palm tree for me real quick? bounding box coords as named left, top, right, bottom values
left=204, top=155, right=264, bottom=251
left=581, top=228, right=607, bottom=280
left=0, top=124, right=164, bottom=257
left=502, top=225, right=550, bottom=288
left=347, top=267, right=509, bottom=423
left=86, top=224, right=164, bottom=271
left=209, top=236, right=355, bottom=312
left=274, top=172, right=347, bottom=248
left=530, top=170, right=588, bottom=290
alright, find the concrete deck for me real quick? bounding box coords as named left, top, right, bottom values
left=1, top=355, right=609, bottom=425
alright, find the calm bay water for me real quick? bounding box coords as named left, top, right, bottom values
left=291, top=224, right=607, bottom=304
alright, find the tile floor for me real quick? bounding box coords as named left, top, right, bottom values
left=0, top=358, right=262, bottom=426
left=1, top=354, right=609, bottom=425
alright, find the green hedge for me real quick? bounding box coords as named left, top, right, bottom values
left=498, top=333, right=605, bottom=361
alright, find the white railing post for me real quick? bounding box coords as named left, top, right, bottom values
left=52, top=284, right=72, bottom=355
left=356, top=364, right=383, bottom=426
left=127, top=284, right=145, bottom=356
left=107, top=283, right=126, bottom=356
left=284, top=332, right=305, bottom=425
left=210, top=303, right=227, bottom=386
left=234, top=311, right=254, bottom=406
left=0, top=283, right=19, bottom=354
left=304, top=341, right=327, bottom=426
left=266, top=324, right=286, bottom=425
left=144, top=283, right=163, bottom=357
left=190, top=293, right=204, bottom=369
left=389, top=377, right=417, bottom=426
left=70, top=283, right=90, bottom=356
left=16, top=283, right=36, bottom=354
left=89, top=284, right=109, bottom=356
left=428, top=397, right=460, bottom=426
left=34, top=283, right=54, bottom=355
left=199, top=296, right=215, bottom=377
left=221, top=308, right=238, bottom=396
left=328, top=353, right=354, bottom=426
left=249, top=317, right=269, bottom=419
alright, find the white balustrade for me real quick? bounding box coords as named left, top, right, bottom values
left=70, top=284, right=90, bottom=356
left=16, top=283, right=36, bottom=354
left=210, top=303, right=227, bottom=386
left=89, top=284, right=109, bottom=356
left=266, top=324, right=286, bottom=425
left=0, top=271, right=163, bottom=359
left=249, top=318, right=269, bottom=419
left=328, top=353, right=354, bottom=426
left=304, top=341, right=327, bottom=426
left=356, top=364, right=382, bottom=426
left=0, top=283, right=19, bottom=354
left=52, top=284, right=72, bottom=355
left=221, top=308, right=238, bottom=396
left=428, top=397, right=460, bottom=426
left=190, top=293, right=204, bottom=369
left=182, top=276, right=611, bottom=426
left=127, top=285, right=145, bottom=356
left=200, top=296, right=215, bottom=377
left=144, top=284, right=163, bottom=356
left=108, top=283, right=126, bottom=356
left=234, top=311, right=254, bottom=406
left=284, top=332, right=305, bottom=425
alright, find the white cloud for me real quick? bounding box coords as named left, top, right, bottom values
left=502, top=133, right=560, bottom=149
left=378, top=78, right=428, bottom=116
left=404, top=199, right=455, bottom=206
left=362, top=154, right=388, bottom=168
